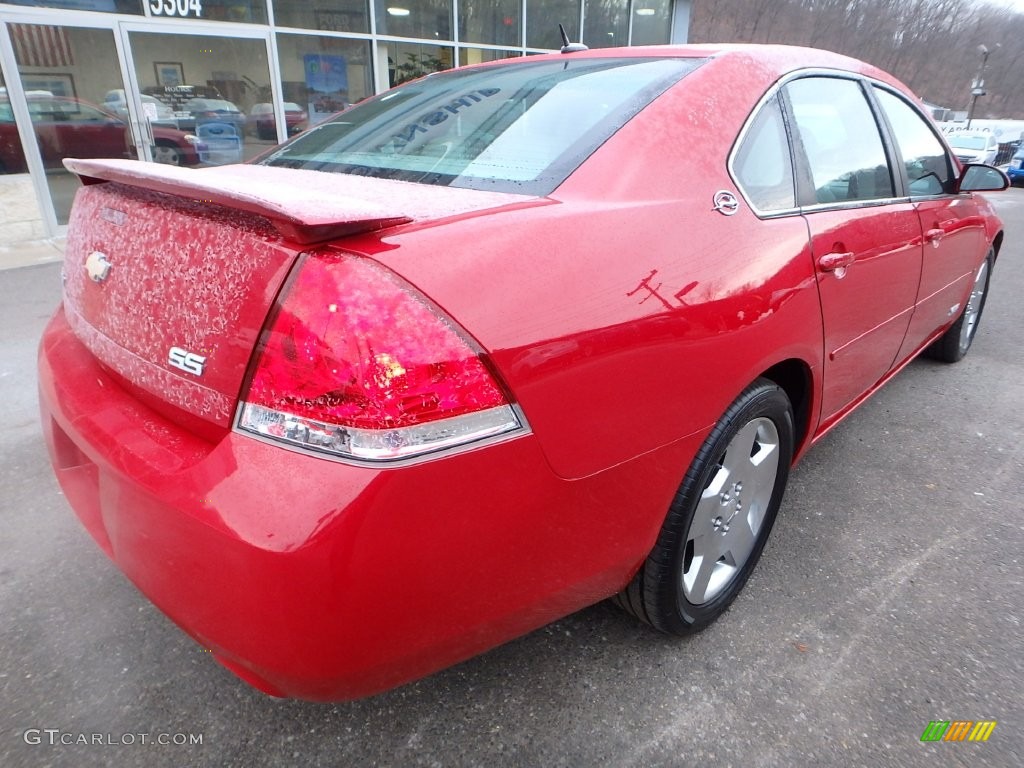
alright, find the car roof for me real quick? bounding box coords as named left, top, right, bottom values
left=483, top=44, right=909, bottom=97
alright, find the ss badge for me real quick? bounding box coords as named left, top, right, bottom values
left=168, top=346, right=207, bottom=376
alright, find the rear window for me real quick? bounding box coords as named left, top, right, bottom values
left=259, top=57, right=703, bottom=195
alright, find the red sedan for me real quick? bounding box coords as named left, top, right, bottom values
left=39, top=45, right=1007, bottom=701
left=0, top=96, right=204, bottom=172
left=247, top=102, right=308, bottom=140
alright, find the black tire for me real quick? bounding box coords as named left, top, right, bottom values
left=614, top=378, right=794, bottom=635
left=152, top=141, right=183, bottom=166
left=925, top=250, right=993, bottom=363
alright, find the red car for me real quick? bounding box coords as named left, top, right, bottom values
left=247, top=102, right=308, bottom=140
left=39, top=45, right=1007, bottom=701
left=0, top=96, right=204, bottom=172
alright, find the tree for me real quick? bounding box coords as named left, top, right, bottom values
left=689, top=0, right=1024, bottom=119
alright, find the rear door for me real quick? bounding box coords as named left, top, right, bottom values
left=787, top=75, right=923, bottom=425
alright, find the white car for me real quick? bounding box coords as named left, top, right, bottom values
left=103, top=90, right=177, bottom=125
left=947, top=132, right=999, bottom=165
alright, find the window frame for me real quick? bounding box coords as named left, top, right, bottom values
left=727, top=68, right=961, bottom=220
left=730, top=92, right=798, bottom=214
left=727, top=82, right=801, bottom=219
left=783, top=74, right=899, bottom=210
left=867, top=83, right=957, bottom=200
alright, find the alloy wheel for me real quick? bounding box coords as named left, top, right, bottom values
left=682, top=417, right=781, bottom=604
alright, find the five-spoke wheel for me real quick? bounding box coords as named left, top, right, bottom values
left=682, top=416, right=781, bottom=605
left=614, top=378, right=794, bottom=634
left=926, top=249, right=994, bottom=363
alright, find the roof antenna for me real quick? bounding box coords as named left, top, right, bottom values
left=558, top=23, right=589, bottom=54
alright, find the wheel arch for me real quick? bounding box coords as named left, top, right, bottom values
left=992, top=230, right=1004, bottom=264
left=153, top=138, right=182, bottom=153
left=758, top=358, right=814, bottom=459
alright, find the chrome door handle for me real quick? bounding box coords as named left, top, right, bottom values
left=818, top=251, right=855, bottom=271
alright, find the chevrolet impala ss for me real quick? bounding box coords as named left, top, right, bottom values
left=38, top=44, right=1007, bottom=701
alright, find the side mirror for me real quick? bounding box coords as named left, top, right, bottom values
left=959, top=163, right=1009, bottom=192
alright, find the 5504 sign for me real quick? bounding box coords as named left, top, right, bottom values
left=149, top=0, right=202, bottom=18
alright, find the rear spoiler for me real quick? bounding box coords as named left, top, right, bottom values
left=64, top=158, right=413, bottom=245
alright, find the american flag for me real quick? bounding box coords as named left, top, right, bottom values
left=11, top=24, right=74, bottom=69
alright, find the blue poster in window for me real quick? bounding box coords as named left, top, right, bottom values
left=304, top=54, right=349, bottom=125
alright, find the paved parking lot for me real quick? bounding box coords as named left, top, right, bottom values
left=2, top=193, right=1023, bottom=768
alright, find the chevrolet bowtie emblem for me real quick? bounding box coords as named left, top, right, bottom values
left=86, top=251, right=112, bottom=283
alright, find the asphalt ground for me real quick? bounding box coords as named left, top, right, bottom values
left=2, top=192, right=1023, bottom=768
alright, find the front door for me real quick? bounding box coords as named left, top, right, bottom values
left=868, top=86, right=991, bottom=362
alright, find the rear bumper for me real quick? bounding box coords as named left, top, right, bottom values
left=39, top=307, right=693, bottom=701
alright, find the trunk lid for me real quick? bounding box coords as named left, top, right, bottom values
left=60, top=160, right=535, bottom=432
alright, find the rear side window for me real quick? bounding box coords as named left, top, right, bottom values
left=873, top=87, right=953, bottom=196
left=260, top=57, right=703, bottom=195
left=786, top=77, right=895, bottom=204
left=733, top=95, right=796, bottom=212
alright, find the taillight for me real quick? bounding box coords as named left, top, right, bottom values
left=236, top=251, right=524, bottom=462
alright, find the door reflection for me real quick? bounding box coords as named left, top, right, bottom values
left=10, top=24, right=133, bottom=224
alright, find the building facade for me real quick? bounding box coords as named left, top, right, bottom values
left=0, top=0, right=690, bottom=247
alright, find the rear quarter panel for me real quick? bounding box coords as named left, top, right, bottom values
left=354, top=54, right=825, bottom=480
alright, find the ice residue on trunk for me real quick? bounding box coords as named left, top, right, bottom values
left=62, top=183, right=301, bottom=428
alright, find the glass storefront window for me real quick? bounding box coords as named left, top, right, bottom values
left=11, top=24, right=129, bottom=222
left=526, top=0, right=579, bottom=50
left=631, top=0, right=672, bottom=46
left=582, top=0, right=628, bottom=49
left=276, top=34, right=372, bottom=130
left=129, top=31, right=272, bottom=164
left=1, top=0, right=143, bottom=13
left=375, top=1, right=452, bottom=41
left=458, top=48, right=521, bottom=66
left=459, top=0, right=521, bottom=47
left=387, top=42, right=453, bottom=87
left=273, top=0, right=369, bottom=34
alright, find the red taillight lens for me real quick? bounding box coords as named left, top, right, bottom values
left=237, top=252, right=523, bottom=462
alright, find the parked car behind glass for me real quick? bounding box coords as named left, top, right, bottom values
left=247, top=102, right=308, bottom=140
left=180, top=97, right=246, bottom=137
left=0, top=96, right=203, bottom=171
left=103, top=90, right=176, bottom=125
left=947, top=131, right=999, bottom=165
left=1007, top=144, right=1024, bottom=185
